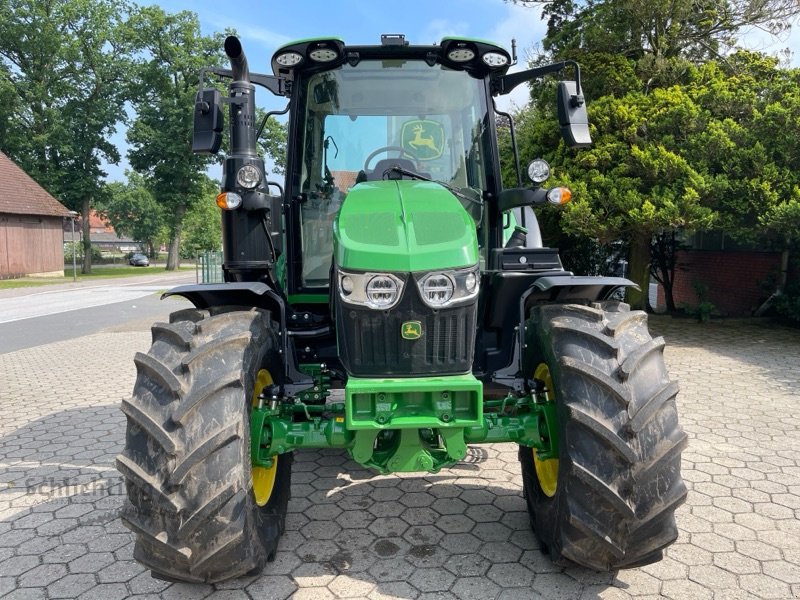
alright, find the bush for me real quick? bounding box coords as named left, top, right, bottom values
left=773, top=282, right=800, bottom=325
left=64, top=242, right=102, bottom=263
left=679, top=281, right=717, bottom=322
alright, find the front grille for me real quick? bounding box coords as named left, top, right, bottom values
left=336, top=283, right=477, bottom=377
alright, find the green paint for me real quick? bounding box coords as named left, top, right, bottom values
left=274, top=36, right=345, bottom=54
left=334, top=180, right=479, bottom=272
left=440, top=36, right=510, bottom=53
left=345, top=374, right=483, bottom=430
left=288, top=293, right=329, bottom=304
left=249, top=368, right=560, bottom=474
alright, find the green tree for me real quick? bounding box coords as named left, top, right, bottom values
left=100, top=171, right=167, bottom=258
left=125, top=6, right=226, bottom=270
left=505, top=1, right=800, bottom=310
left=180, top=177, right=222, bottom=258
left=0, top=0, right=133, bottom=274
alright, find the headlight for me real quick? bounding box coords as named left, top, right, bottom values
left=337, top=270, right=404, bottom=310
left=236, top=164, right=261, bottom=189
left=527, top=159, right=550, bottom=184
left=416, top=266, right=480, bottom=308
left=366, top=275, right=399, bottom=308
left=419, top=273, right=454, bottom=307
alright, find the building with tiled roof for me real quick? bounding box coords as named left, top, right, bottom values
left=0, top=151, right=72, bottom=278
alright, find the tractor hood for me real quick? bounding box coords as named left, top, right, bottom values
left=333, top=180, right=479, bottom=273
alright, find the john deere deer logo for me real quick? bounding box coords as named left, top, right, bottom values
left=401, top=321, right=422, bottom=340
left=409, top=124, right=440, bottom=153
left=401, top=120, right=444, bottom=160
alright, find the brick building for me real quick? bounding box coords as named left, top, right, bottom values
left=657, top=230, right=797, bottom=316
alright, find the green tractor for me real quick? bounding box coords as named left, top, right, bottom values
left=117, top=33, right=687, bottom=582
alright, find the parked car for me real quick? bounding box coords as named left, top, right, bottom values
left=129, top=253, right=150, bottom=267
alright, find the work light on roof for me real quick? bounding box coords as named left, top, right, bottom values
left=309, top=47, right=338, bottom=62
left=275, top=51, right=303, bottom=67
left=447, top=47, right=476, bottom=62
left=482, top=52, right=509, bottom=67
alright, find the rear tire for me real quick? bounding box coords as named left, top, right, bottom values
left=116, top=307, right=292, bottom=583
left=520, top=301, right=687, bottom=570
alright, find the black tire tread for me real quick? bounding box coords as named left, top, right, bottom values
left=520, top=301, right=686, bottom=571
left=117, top=307, right=291, bottom=583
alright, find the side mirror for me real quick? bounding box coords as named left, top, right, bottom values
left=192, top=88, right=224, bottom=154
left=557, top=81, right=591, bottom=148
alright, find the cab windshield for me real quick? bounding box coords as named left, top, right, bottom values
left=297, top=59, right=493, bottom=287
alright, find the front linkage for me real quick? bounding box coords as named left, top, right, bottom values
left=250, top=364, right=559, bottom=474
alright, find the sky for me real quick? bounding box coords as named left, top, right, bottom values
left=105, top=0, right=549, bottom=181
left=104, top=0, right=800, bottom=182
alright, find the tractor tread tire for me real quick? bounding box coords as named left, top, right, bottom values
left=520, top=301, right=687, bottom=571
left=117, top=307, right=291, bottom=583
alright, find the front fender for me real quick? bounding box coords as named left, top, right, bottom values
left=162, top=282, right=300, bottom=381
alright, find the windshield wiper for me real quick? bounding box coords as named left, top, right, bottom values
left=384, top=166, right=483, bottom=206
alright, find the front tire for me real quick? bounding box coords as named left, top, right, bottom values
left=520, top=301, right=687, bottom=570
left=116, top=307, right=291, bottom=583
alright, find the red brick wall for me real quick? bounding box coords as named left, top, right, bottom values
left=657, top=250, right=783, bottom=316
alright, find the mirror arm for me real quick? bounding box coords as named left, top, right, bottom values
left=200, top=67, right=288, bottom=96
left=494, top=60, right=583, bottom=99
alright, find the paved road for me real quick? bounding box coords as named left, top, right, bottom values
left=0, top=273, right=194, bottom=354
left=0, top=272, right=194, bottom=324
left=1, top=314, right=799, bottom=599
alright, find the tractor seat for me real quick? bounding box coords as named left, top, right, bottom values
left=366, top=158, right=417, bottom=181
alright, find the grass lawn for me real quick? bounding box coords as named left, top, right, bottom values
left=0, top=265, right=195, bottom=290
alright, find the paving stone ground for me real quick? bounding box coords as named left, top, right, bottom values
left=1, top=314, right=799, bottom=599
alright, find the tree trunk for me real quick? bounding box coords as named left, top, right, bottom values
left=650, top=231, right=678, bottom=312
left=81, top=197, right=92, bottom=275
left=166, top=206, right=186, bottom=271
left=627, top=234, right=652, bottom=311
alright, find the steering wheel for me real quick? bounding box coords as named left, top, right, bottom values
left=363, top=145, right=419, bottom=172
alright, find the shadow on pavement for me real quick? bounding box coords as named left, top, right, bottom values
left=1, top=407, right=623, bottom=599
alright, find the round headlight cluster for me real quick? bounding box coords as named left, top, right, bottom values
left=366, top=275, right=399, bottom=308
left=236, top=165, right=261, bottom=189
left=421, top=274, right=455, bottom=306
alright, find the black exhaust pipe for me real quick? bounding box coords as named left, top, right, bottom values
left=224, top=36, right=250, bottom=82
left=220, top=36, right=273, bottom=281
left=223, top=36, right=256, bottom=157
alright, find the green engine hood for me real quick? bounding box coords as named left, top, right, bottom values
left=334, top=181, right=479, bottom=272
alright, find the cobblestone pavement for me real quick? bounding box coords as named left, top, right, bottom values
left=1, top=314, right=799, bottom=599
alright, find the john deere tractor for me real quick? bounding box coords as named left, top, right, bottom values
left=117, top=33, right=687, bottom=582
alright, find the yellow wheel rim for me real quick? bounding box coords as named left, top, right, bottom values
left=252, top=369, right=278, bottom=507
left=533, top=363, right=559, bottom=498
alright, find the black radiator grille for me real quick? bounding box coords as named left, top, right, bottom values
left=336, top=284, right=477, bottom=377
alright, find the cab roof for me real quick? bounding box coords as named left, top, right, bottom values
left=271, top=34, right=513, bottom=80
